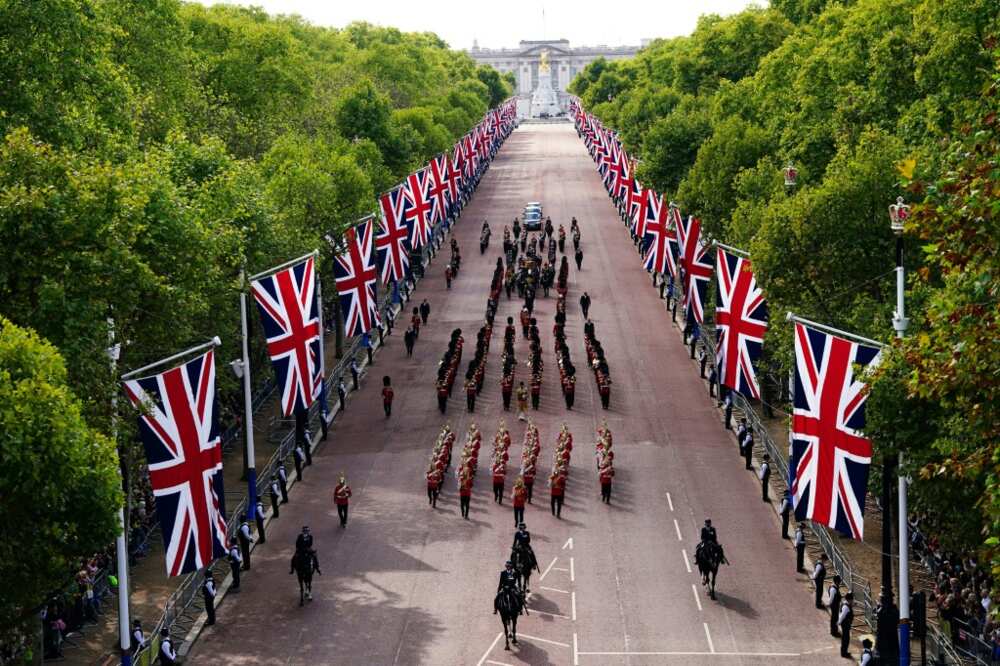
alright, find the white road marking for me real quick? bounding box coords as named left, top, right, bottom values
left=674, top=519, right=683, bottom=541
left=573, top=633, right=579, bottom=666
left=518, top=633, right=570, bottom=648
left=692, top=584, right=703, bottom=611
left=576, top=651, right=801, bottom=657
left=552, top=567, right=569, bottom=572
left=571, top=591, right=577, bottom=621
left=666, top=492, right=674, bottom=511
left=476, top=632, right=504, bottom=666
left=704, top=623, right=715, bottom=653
left=485, top=661, right=513, bottom=666
left=540, top=586, right=570, bottom=594
left=569, top=557, right=575, bottom=582
left=539, top=557, right=557, bottom=581
left=563, top=537, right=574, bottom=550
left=682, top=549, right=692, bottom=573
left=534, top=610, right=571, bottom=620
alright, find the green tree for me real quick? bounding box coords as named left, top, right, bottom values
left=0, top=318, right=122, bottom=630
left=475, top=65, right=512, bottom=107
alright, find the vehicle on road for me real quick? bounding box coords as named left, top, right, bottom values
left=523, top=211, right=542, bottom=231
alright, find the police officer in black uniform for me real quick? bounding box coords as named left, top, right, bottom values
left=159, top=627, right=177, bottom=666
left=295, top=525, right=313, bottom=553
left=237, top=513, right=253, bottom=570
left=203, top=572, right=217, bottom=626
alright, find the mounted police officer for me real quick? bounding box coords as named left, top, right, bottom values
left=700, top=518, right=717, bottom=544
left=494, top=561, right=520, bottom=614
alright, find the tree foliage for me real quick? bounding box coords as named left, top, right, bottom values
left=0, top=318, right=122, bottom=629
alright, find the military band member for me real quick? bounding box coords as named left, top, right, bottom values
left=512, top=477, right=527, bottom=526
left=549, top=470, right=566, bottom=518
left=334, top=475, right=352, bottom=527
left=459, top=469, right=473, bottom=519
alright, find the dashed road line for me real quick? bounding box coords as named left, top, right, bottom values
left=692, top=584, right=703, bottom=611
left=573, top=633, right=579, bottom=666
left=540, top=586, right=569, bottom=594
left=704, top=623, right=715, bottom=653
left=674, top=519, right=683, bottom=541
left=571, top=591, right=577, bottom=621
left=485, top=660, right=513, bottom=666
left=569, top=557, right=575, bottom=582
left=682, top=549, right=692, bottom=573
left=476, top=632, right=504, bottom=666
left=576, top=650, right=801, bottom=657
left=539, top=557, right=557, bottom=581
left=666, top=492, right=674, bottom=511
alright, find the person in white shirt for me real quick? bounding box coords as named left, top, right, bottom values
left=130, top=620, right=145, bottom=656
left=159, top=627, right=177, bottom=666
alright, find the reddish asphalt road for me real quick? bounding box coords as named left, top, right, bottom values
left=187, top=124, right=845, bottom=665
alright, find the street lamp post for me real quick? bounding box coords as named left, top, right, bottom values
left=890, top=196, right=911, bottom=664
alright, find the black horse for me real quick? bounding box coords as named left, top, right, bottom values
left=694, top=540, right=729, bottom=600
left=494, top=586, right=526, bottom=651
left=510, top=543, right=539, bottom=594
left=289, top=548, right=322, bottom=606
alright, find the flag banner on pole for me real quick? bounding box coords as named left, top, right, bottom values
left=427, top=154, right=451, bottom=225
left=123, top=350, right=228, bottom=577
left=334, top=216, right=381, bottom=337
left=446, top=144, right=464, bottom=201
left=789, top=322, right=880, bottom=540
left=714, top=248, right=768, bottom=399
left=642, top=194, right=678, bottom=276
left=677, top=215, right=713, bottom=324
left=402, top=168, right=433, bottom=248
left=376, top=186, right=411, bottom=285
left=251, top=255, right=323, bottom=416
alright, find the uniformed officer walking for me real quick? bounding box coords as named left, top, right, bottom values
left=202, top=573, right=217, bottom=626
left=812, top=553, right=828, bottom=609
left=237, top=513, right=253, bottom=570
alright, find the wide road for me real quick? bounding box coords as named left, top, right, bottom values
left=187, top=123, right=843, bottom=665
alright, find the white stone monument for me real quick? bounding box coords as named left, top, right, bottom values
left=530, top=50, right=562, bottom=118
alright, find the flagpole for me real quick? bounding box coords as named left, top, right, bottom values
left=784, top=312, right=884, bottom=349
left=107, top=320, right=132, bottom=666
left=121, top=337, right=222, bottom=381
left=314, top=260, right=329, bottom=435
left=238, top=272, right=257, bottom=535
left=248, top=250, right=319, bottom=282
left=713, top=241, right=751, bottom=258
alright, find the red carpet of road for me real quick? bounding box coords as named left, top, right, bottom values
left=187, top=124, right=844, bottom=665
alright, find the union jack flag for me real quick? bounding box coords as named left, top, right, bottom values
left=676, top=215, right=713, bottom=324
left=251, top=256, right=323, bottom=416
left=631, top=186, right=653, bottom=239
left=714, top=248, right=768, bottom=399
left=334, top=217, right=381, bottom=337
left=446, top=144, right=464, bottom=200
left=376, top=187, right=411, bottom=285
left=612, top=153, right=633, bottom=201
left=789, top=323, right=881, bottom=540
left=426, top=153, right=451, bottom=225
left=643, top=195, right=678, bottom=276
left=123, top=350, right=228, bottom=577
left=402, top=168, right=433, bottom=248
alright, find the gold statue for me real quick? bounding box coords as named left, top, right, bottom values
left=539, top=49, right=551, bottom=75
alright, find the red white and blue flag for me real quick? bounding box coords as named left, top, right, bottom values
left=676, top=215, right=713, bottom=324
left=789, top=323, right=880, bottom=540
left=376, top=187, right=411, bottom=285
left=714, top=248, right=768, bottom=399
left=427, top=153, right=451, bottom=225
left=446, top=144, right=464, bottom=201
left=123, top=350, right=228, bottom=577
left=402, top=168, right=433, bottom=248
left=251, top=256, right=323, bottom=416
left=334, top=217, right=381, bottom=337
left=631, top=185, right=653, bottom=239
left=642, top=195, right=678, bottom=276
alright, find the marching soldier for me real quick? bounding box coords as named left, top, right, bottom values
left=411, top=307, right=421, bottom=338
left=516, top=382, right=529, bottom=421
left=530, top=374, right=541, bottom=410
left=382, top=376, right=394, bottom=418
left=522, top=458, right=536, bottom=503
left=459, top=469, right=473, bottom=519
left=334, top=475, right=352, bottom=528
left=427, top=465, right=442, bottom=508
left=437, top=379, right=449, bottom=414
left=466, top=374, right=477, bottom=412
left=549, top=469, right=566, bottom=518
left=492, top=456, right=506, bottom=504
left=599, top=461, right=614, bottom=503
left=511, top=476, right=527, bottom=527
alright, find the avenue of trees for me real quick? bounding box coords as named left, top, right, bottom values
left=571, top=0, right=999, bottom=579
left=0, top=0, right=511, bottom=632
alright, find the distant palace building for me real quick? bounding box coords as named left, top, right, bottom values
left=468, top=39, right=641, bottom=116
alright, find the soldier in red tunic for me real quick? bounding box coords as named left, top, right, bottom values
left=492, top=456, right=506, bottom=504
left=459, top=469, right=473, bottom=519
left=381, top=376, right=394, bottom=418
left=549, top=470, right=566, bottom=518
left=427, top=465, right=442, bottom=508
left=334, top=475, right=352, bottom=527
left=599, top=462, right=615, bottom=503
left=511, top=477, right=528, bottom=527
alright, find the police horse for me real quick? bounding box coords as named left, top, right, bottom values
left=290, top=548, right=321, bottom=607
left=510, top=542, right=539, bottom=594
left=694, top=540, right=729, bottom=600
left=494, top=584, right=527, bottom=651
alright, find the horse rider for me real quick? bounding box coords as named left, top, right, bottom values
left=701, top=518, right=717, bottom=544
left=513, top=522, right=532, bottom=550
left=494, top=561, right=520, bottom=614
left=295, top=525, right=313, bottom=553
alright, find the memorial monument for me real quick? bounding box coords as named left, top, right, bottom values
left=529, top=50, right=562, bottom=117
